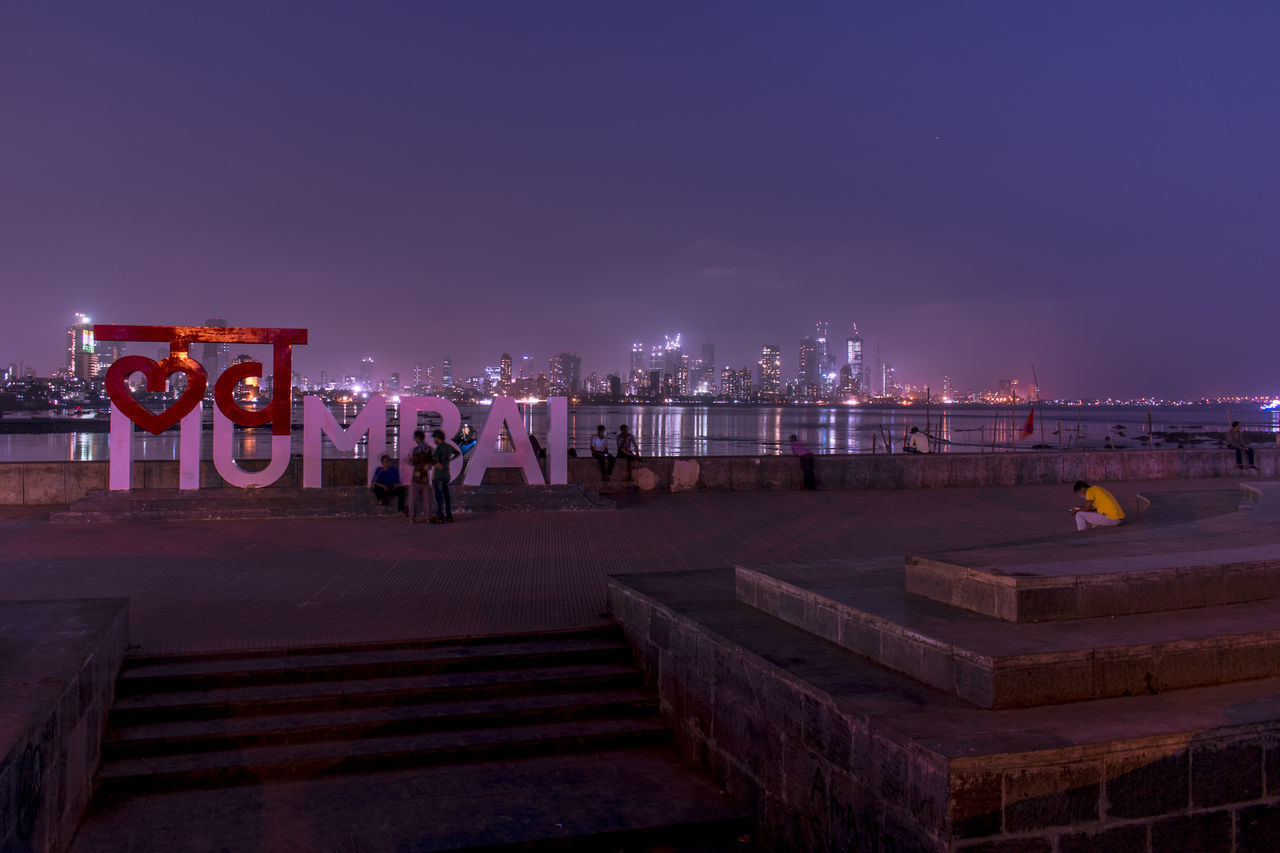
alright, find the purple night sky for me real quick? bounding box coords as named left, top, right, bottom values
left=1, top=2, right=1276, bottom=398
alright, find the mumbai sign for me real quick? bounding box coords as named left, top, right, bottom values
left=94, top=324, right=568, bottom=490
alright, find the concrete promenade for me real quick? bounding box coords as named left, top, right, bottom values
left=0, top=477, right=1256, bottom=655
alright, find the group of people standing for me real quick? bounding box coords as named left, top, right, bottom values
left=370, top=428, right=459, bottom=524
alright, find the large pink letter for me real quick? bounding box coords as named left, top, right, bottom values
left=302, top=395, right=386, bottom=488
left=463, top=397, right=544, bottom=486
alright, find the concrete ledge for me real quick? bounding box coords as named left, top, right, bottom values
left=0, top=599, right=129, bottom=853
left=0, top=447, right=1274, bottom=504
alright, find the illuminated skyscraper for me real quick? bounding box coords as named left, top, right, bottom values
left=499, top=353, right=512, bottom=394
left=759, top=345, right=781, bottom=398
left=359, top=357, right=374, bottom=388
left=846, top=324, right=864, bottom=394
left=815, top=320, right=834, bottom=394
left=442, top=357, right=453, bottom=388
left=700, top=343, right=716, bottom=395
left=66, top=313, right=96, bottom=381
left=797, top=336, right=818, bottom=398
left=549, top=352, right=582, bottom=395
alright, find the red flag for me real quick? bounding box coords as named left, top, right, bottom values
left=1019, top=409, right=1035, bottom=439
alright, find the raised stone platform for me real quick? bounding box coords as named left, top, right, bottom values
left=1, top=599, right=128, bottom=853
left=907, top=483, right=1280, bottom=622
left=737, top=560, right=1280, bottom=708
left=50, top=484, right=613, bottom=522
left=608, top=483, right=1280, bottom=851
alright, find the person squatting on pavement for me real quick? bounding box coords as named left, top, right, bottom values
left=1071, top=480, right=1125, bottom=531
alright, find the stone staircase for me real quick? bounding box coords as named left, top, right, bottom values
left=52, top=483, right=614, bottom=522
left=72, top=627, right=755, bottom=851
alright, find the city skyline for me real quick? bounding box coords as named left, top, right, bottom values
left=2, top=4, right=1277, bottom=399
left=7, top=311, right=1277, bottom=405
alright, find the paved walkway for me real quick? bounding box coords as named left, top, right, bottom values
left=0, top=479, right=1257, bottom=654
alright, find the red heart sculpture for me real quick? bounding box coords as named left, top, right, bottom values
left=105, top=355, right=208, bottom=435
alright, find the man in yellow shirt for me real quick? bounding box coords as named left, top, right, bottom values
left=1072, top=480, right=1125, bottom=531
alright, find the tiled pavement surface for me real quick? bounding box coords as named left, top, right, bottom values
left=0, top=479, right=1260, bottom=654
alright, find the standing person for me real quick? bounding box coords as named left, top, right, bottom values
left=408, top=429, right=435, bottom=524
left=789, top=434, right=816, bottom=490
left=370, top=454, right=407, bottom=514
left=1226, top=421, right=1257, bottom=471
left=590, top=425, right=615, bottom=480
left=430, top=429, right=459, bottom=523
left=1070, top=480, right=1125, bottom=531
left=616, top=424, right=640, bottom=480
left=905, top=427, right=930, bottom=454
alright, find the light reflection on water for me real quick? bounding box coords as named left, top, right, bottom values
left=0, top=403, right=1270, bottom=461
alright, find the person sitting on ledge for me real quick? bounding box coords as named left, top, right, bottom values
left=1226, top=421, right=1257, bottom=471
left=370, top=454, right=406, bottom=514
left=616, top=424, right=640, bottom=480
left=905, top=426, right=930, bottom=454
left=1071, top=480, right=1125, bottom=531
left=591, top=425, right=615, bottom=480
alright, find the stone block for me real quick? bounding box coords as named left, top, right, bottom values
left=945, top=454, right=978, bottom=488
left=1002, top=762, right=1100, bottom=832
left=1267, top=742, right=1280, bottom=796
left=1237, top=802, right=1280, bottom=853
left=22, top=463, right=66, bottom=504
left=0, top=464, right=23, bottom=504
left=956, top=838, right=1052, bottom=852
left=1092, top=648, right=1159, bottom=699
left=950, top=770, right=1002, bottom=838
left=1104, top=749, right=1189, bottom=819
left=64, top=463, right=106, bottom=502
left=1191, top=739, right=1263, bottom=807
left=1058, top=453, right=1087, bottom=483
left=139, top=460, right=178, bottom=490
left=1013, top=583, right=1077, bottom=622
left=670, top=459, right=700, bottom=493
left=842, top=456, right=873, bottom=489
left=1057, top=822, right=1147, bottom=853
left=804, top=601, right=839, bottom=643
left=729, top=457, right=763, bottom=491
left=698, top=458, right=731, bottom=491
left=1150, top=809, right=1232, bottom=853
left=869, top=455, right=902, bottom=489
left=837, top=610, right=881, bottom=658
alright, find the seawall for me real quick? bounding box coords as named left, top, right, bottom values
left=0, top=448, right=1271, bottom=505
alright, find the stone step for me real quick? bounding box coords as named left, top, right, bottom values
left=122, top=624, right=622, bottom=666
left=72, top=747, right=757, bottom=852
left=738, top=560, right=1280, bottom=709
left=53, top=484, right=613, bottom=521
left=117, top=635, right=632, bottom=694
left=95, top=715, right=674, bottom=796
left=906, top=482, right=1280, bottom=622
left=109, top=662, right=646, bottom=726
left=104, top=688, right=658, bottom=760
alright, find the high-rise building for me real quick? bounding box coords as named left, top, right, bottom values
left=815, top=320, right=834, bottom=395
left=200, top=318, right=230, bottom=383
left=942, top=375, right=953, bottom=401
left=359, top=357, right=374, bottom=389
left=629, top=342, right=645, bottom=394
left=66, top=313, right=96, bottom=381
left=700, top=343, right=716, bottom=395
left=549, top=352, right=582, bottom=395
left=797, top=336, right=818, bottom=398
left=442, top=357, right=453, bottom=388
left=662, top=334, right=682, bottom=389
left=499, top=353, right=512, bottom=394
left=839, top=365, right=855, bottom=398
left=759, top=345, right=781, bottom=398
left=484, top=365, right=502, bottom=393
left=845, top=324, right=864, bottom=394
